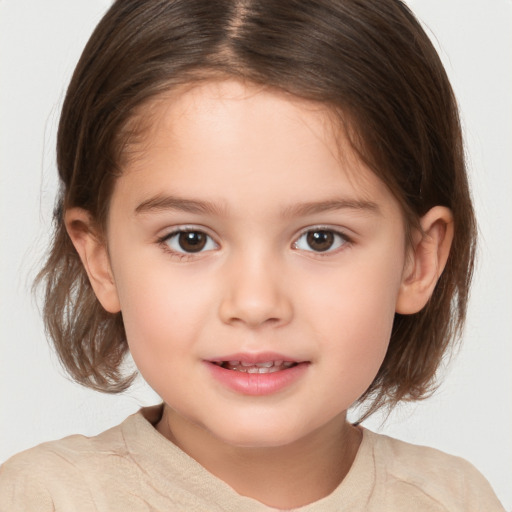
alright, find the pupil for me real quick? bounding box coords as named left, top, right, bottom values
left=178, top=232, right=207, bottom=252
left=307, top=230, right=334, bottom=252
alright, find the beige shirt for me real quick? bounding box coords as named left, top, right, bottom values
left=0, top=405, right=505, bottom=511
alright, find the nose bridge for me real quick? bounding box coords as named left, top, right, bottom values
left=218, top=245, right=293, bottom=328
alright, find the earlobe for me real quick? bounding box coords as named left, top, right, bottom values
left=64, top=208, right=121, bottom=314
left=395, top=206, right=454, bottom=315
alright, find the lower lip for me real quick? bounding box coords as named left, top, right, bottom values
left=205, top=362, right=309, bottom=396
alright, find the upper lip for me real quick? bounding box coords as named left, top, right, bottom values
left=207, top=352, right=304, bottom=364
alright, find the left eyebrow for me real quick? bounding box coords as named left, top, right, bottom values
left=134, top=195, right=227, bottom=216
left=280, top=198, right=380, bottom=218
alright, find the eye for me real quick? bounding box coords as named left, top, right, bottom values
left=163, top=230, right=217, bottom=254
left=293, top=228, right=349, bottom=253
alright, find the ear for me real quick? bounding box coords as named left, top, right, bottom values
left=395, top=206, right=454, bottom=315
left=65, top=208, right=121, bottom=314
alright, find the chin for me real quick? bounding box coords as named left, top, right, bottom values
left=206, top=416, right=320, bottom=450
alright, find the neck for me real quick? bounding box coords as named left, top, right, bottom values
left=156, top=406, right=362, bottom=509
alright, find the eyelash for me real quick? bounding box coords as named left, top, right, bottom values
left=157, top=226, right=352, bottom=260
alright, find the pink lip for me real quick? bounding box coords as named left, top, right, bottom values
left=205, top=353, right=309, bottom=396
left=208, top=352, right=300, bottom=364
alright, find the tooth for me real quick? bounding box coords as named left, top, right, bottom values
left=274, top=360, right=283, bottom=366
left=247, top=367, right=259, bottom=373
left=240, top=361, right=254, bottom=367
left=229, top=360, right=240, bottom=366
left=255, top=361, right=273, bottom=368
left=283, top=362, right=294, bottom=368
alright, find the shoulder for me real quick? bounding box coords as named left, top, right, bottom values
left=364, top=429, right=505, bottom=512
left=0, top=416, right=131, bottom=512
left=1, top=414, right=130, bottom=473
left=0, top=443, right=56, bottom=512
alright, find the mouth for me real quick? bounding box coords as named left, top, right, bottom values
left=206, top=355, right=308, bottom=395
left=211, top=360, right=298, bottom=374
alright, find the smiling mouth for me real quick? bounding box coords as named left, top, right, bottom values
left=212, top=360, right=298, bottom=374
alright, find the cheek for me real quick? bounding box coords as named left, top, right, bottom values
left=113, top=263, right=213, bottom=374
left=326, top=300, right=393, bottom=392
left=318, top=309, right=393, bottom=411
left=306, top=257, right=402, bottom=396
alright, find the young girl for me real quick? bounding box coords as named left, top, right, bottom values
left=0, top=0, right=507, bottom=510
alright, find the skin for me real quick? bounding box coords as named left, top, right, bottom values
left=66, top=79, right=453, bottom=509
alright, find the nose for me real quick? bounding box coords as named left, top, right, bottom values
left=218, top=251, right=293, bottom=329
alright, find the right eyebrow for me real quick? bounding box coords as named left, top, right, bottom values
left=134, top=194, right=227, bottom=216
left=280, top=198, right=380, bottom=218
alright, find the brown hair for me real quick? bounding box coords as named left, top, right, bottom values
left=37, top=0, right=476, bottom=416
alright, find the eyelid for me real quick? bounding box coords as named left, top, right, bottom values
left=158, top=223, right=217, bottom=239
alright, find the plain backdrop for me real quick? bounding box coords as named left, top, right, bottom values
left=1, top=0, right=511, bottom=508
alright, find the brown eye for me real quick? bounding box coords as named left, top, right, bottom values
left=306, top=230, right=334, bottom=252
left=178, top=231, right=207, bottom=252
left=294, top=229, right=348, bottom=253
left=163, top=230, right=217, bottom=254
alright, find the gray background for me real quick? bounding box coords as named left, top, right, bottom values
left=1, top=0, right=511, bottom=508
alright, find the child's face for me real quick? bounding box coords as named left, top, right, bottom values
left=105, top=80, right=410, bottom=447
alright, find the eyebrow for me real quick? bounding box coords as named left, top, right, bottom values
left=134, top=194, right=380, bottom=217
left=135, top=195, right=227, bottom=216
left=280, top=198, right=380, bottom=218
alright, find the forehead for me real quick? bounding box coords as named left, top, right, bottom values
left=125, top=79, right=342, bottom=164
left=115, top=79, right=399, bottom=216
